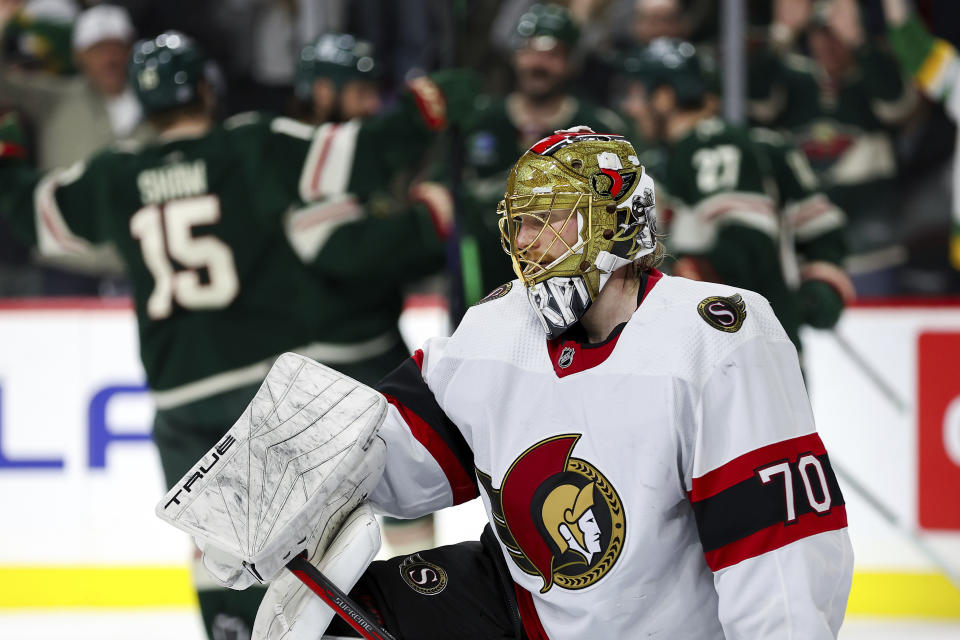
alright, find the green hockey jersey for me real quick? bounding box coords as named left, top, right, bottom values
left=750, top=127, right=854, bottom=329
left=457, top=94, right=628, bottom=304
left=888, top=14, right=960, bottom=269
left=0, top=112, right=444, bottom=404
left=654, top=117, right=803, bottom=349
left=748, top=44, right=916, bottom=254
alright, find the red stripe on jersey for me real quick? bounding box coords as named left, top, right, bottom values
left=309, top=124, right=339, bottom=196
left=546, top=331, right=623, bottom=378
left=292, top=197, right=361, bottom=230
left=690, top=433, right=827, bottom=502
left=791, top=195, right=836, bottom=228
left=40, top=196, right=85, bottom=253
left=642, top=268, right=663, bottom=301
left=411, top=348, right=425, bottom=369
left=406, top=77, right=447, bottom=131
left=703, top=505, right=848, bottom=571
left=514, top=584, right=550, bottom=640
left=382, top=392, right=476, bottom=505
left=701, top=196, right=776, bottom=220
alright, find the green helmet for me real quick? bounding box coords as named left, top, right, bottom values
left=128, top=31, right=208, bottom=114
left=294, top=33, right=379, bottom=101
left=623, top=38, right=707, bottom=107
left=514, top=3, right=580, bottom=51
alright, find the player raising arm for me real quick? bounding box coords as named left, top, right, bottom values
left=884, top=0, right=960, bottom=269
left=162, top=130, right=853, bottom=639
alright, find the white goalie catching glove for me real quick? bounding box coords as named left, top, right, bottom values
left=253, top=502, right=381, bottom=640
left=155, top=352, right=388, bottom=588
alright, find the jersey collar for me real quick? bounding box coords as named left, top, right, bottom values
left=545, top=269, right=662, bottom=378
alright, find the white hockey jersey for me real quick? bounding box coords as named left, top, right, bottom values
left=371, top=271, right=853, bottom=639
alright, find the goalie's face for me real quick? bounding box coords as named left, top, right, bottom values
left=500, top=134, right=658, bottom=338
left=499, top=193, right=588, bottom=284
left=515, top=206, right=581, bottom=265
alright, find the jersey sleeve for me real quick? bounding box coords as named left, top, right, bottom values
left=284, top=199, right=444, bottom=283
left=255, top=81, right=447, bottom=209
left=370, top=343, right=479, bottom=518
left=0, top=151, right=108, bottom=256
left=855, top=44, right=917, bottom=125
left=889, top=14, right=960, bottom=122
left=753, top=130, right=854, bottom=306
left=669, top=124, right=780, bottom=245
left=684, top=312, right=852, bottom=638
left=666, top=126, right=783, bottom=293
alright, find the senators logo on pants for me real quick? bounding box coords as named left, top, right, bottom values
left=477, top=434, right=625, bottom=593
left=400, top=554, right=448, bottom=596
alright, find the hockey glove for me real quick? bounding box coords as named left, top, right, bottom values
left=406, top=69, right=481, bottom=131
left=409, top=181, right=454, bottom=240
left=156, top=352, right=388, bottom=588
left=798, top=261, right=856, bottom=329
left=252, top=502, right=381, bottom=640
left=799, top=279, right=845, bottom=329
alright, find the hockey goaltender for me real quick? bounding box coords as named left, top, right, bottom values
left=159, top=128, right=853, bottom=640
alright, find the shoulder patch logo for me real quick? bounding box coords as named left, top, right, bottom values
left=400, top=554, right=448, bottom=596
left=477, top=434, right=625, bottom=593
left=477, top=281, right=512, bottom=304
left=697, top=293, right=747, bottom=332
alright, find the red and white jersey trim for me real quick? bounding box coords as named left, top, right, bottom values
left=785, top=193, right=846, bottom=241
left=284, top=195, right=364, bottom=262
left=801, top=261, right=857, bottom=304
left=298, top=120, right=360, bottom=204
left=34, top=162, right=93, bottom=257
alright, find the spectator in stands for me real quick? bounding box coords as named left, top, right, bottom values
left=456, top=3, right=628, bottom=308
left=0, top=2, right=151, bottom=170
left=632, top=0, right=689, bottom=44
left=0, top=0, right=77, bottom=76
left=0, top=2, right=149, bottom=293
left=290, top=32, right=381, bottom=125
left=621, top=38, right=803, bottom=349
left=749, top=0, right=916, bottom=295
left=288, top=32, right=448, bottom=555
left=885, top=0, right=960, bottom=281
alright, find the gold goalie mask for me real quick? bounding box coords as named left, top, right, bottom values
left=499, top=129, right=658, bottom=338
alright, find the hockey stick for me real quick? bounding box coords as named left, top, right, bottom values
left=437, top=0, right=468, bottom=326
left=287, top=554, right=398, bottom=640
left=832, top=461, right=960, bottom=591
left=829, top=329, right=909, bottom=415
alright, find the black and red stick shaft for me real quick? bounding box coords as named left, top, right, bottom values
left=286, top=555, right=397, bottom=640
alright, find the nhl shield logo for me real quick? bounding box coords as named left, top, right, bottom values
left=477, top=434, right=625, bottom=593
left=557, top=346, right=575, bottom=369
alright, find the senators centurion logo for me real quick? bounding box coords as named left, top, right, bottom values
left=477, top=435, right=625, bottom=593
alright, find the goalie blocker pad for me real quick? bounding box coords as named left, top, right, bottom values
left=156, top=353, right=388, bottom=584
